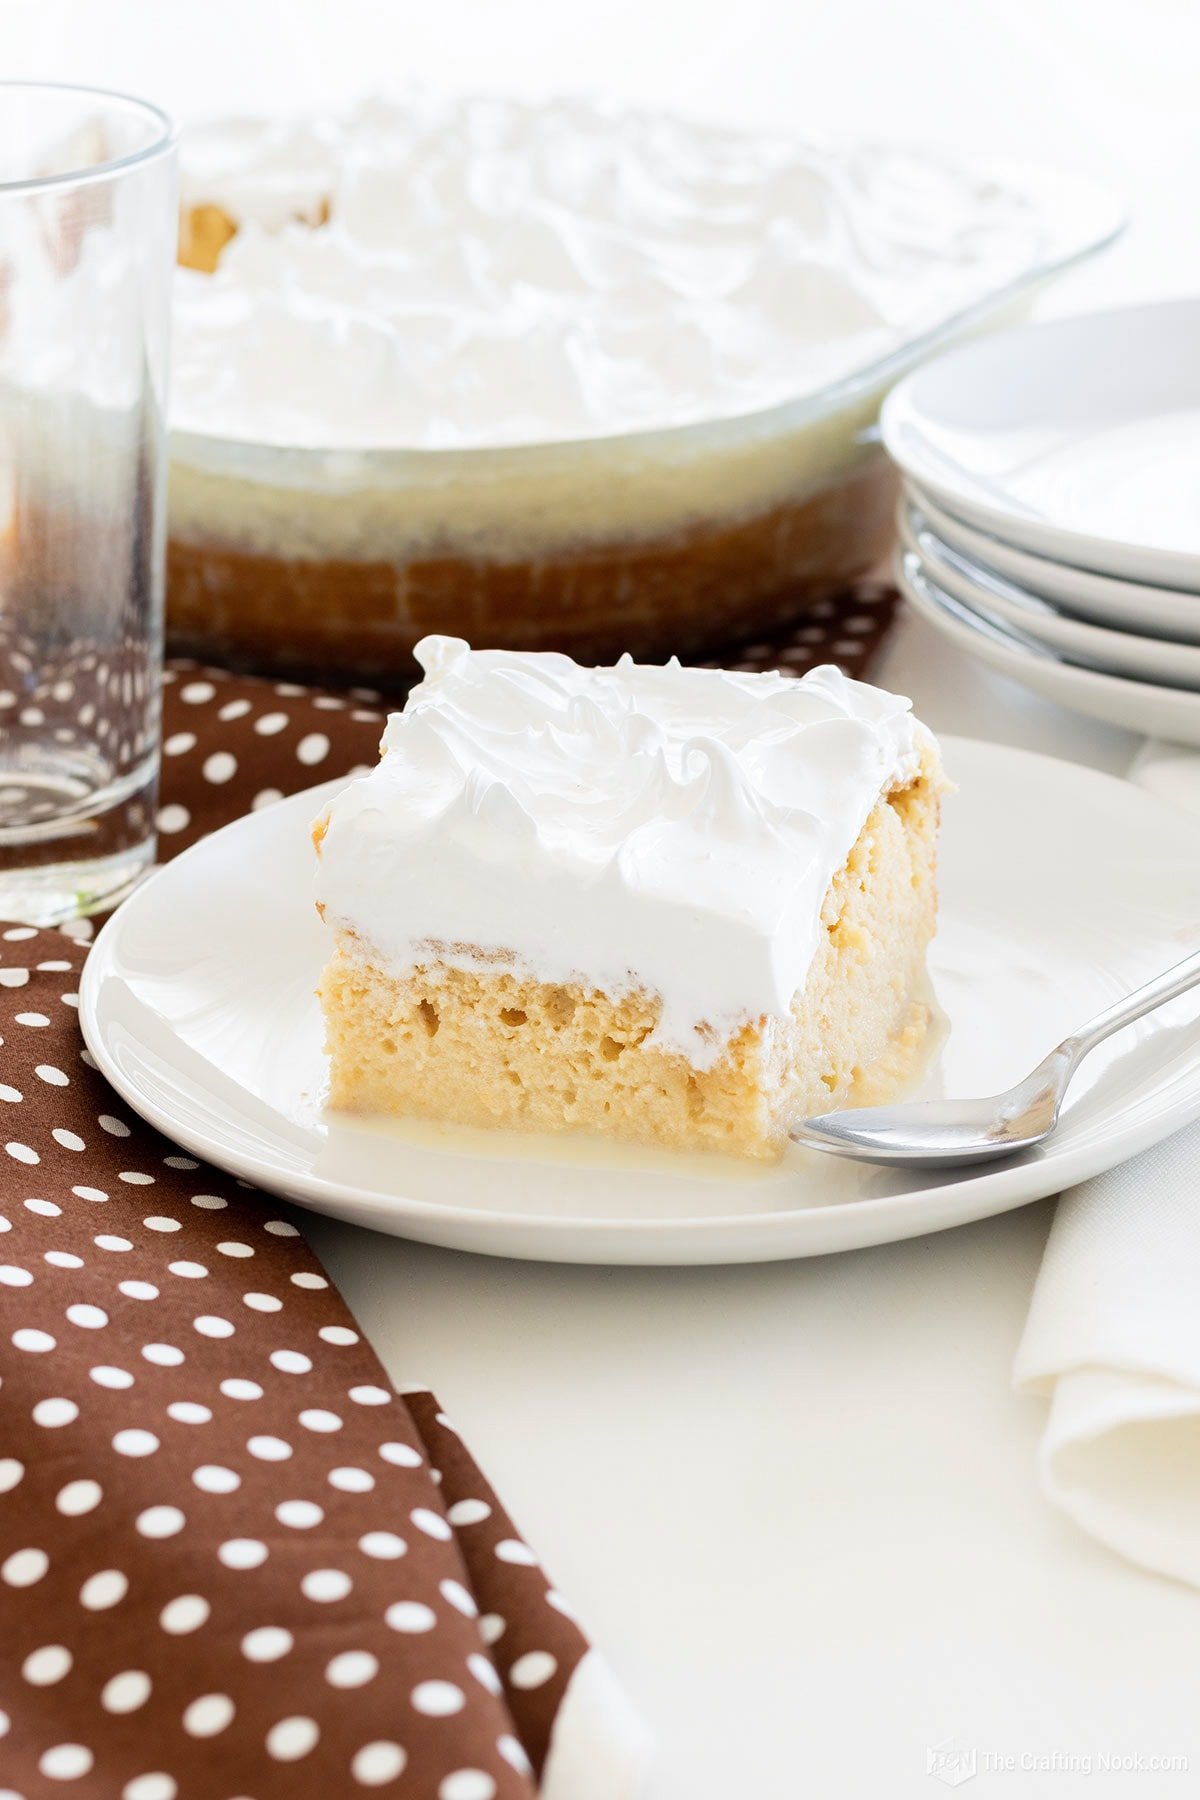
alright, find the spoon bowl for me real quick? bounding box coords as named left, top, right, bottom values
left=792, top=952, right=1200, bottom=1169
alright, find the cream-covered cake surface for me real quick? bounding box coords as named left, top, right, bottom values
left=314, top=637, right=944, bottom=1161
left=173, top=92, right=1050, bottom=453
left=167, top=93, right=1075, bottom=683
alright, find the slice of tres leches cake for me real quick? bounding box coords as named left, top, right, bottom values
left=313, top=634, right=945, bottom=1162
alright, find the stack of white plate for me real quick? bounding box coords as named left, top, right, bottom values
left=881, top=298, right=1200, bottom=746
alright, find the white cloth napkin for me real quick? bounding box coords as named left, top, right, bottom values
left=1014, top=740, right=1200, bottom=1585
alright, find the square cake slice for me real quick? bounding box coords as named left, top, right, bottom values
left=313, top=635, right=945, bottom=1162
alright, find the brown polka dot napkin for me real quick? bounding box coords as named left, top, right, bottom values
left=0, top=928, right=613, bottom=1799
left=0, top=585, right=895, bottom=1797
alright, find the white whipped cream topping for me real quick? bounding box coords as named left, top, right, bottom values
left=314, top=636, right=932, bottom=1065
left=173, top=91, right=1049, bottom=451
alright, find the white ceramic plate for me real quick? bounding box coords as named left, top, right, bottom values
left=897, top=553, right=1200, bottom=748
left=81, top=751, right=1200, bottom=1265
left=882, top=300, right=1200, bottom=587
left=899, top=505, right=1200, bottom=689
left=907, top=484, right=1200, bottom=646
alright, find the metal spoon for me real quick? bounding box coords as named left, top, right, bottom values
left=791, top=946, right=1200, bottom=1169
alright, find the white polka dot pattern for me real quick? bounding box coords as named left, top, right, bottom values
left=127, top=659, right=387, bottom=859
left=0, top=909, right=592, bottom=1796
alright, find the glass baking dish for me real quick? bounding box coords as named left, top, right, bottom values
left=166, top=164, right=1121, bottom=687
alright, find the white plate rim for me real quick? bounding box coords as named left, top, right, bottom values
left=881, top=298, right=1200, bottom=587
left=80, top=748, right=1200, bottom=1264
left=898, top=504, right=1200, bottom=687
left=896, top=553, right=1200, bottom=748
left=906, top=482, right=1200, bottom=644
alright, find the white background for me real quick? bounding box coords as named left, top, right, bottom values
left=4, top=4, right=1200, bottom=1795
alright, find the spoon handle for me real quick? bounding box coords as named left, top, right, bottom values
left=1062, top=946, right=1200, bottom=1066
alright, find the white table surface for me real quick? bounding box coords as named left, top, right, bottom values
left=8, top=2, right=1200, bottom=1788
left=302, top=619, right=1200, bottom=1800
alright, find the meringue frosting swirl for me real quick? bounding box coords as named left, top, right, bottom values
left=173, top=91, right=1050, bottom=451
left=314, top=637, right=931, bottom=1063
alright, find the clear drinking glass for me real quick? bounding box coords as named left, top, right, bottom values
left=0, top=83, right=176, bottom=923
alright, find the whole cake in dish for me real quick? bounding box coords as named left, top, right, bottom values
left=167, top=93, right=1060, bottom=683
left=313, top=636, right=945, bottom=1161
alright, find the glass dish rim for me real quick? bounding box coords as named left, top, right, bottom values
left=0, top=79, right=176, bottom=197
left=169, top=160, right=1125, bottom=478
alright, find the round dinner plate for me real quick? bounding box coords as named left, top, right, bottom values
left=898, top=554, right=1200, bottom=749
left=908, top=484, right=1200, bottom=646
left=81, top=743, right=1200, bottom=1265
left=899, top=505, right=1200, bottom=689
left=882, top=299, right=1200, bottom=587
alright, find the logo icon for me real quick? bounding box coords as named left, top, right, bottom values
left=927, top=1739, right=978, bottom=1788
